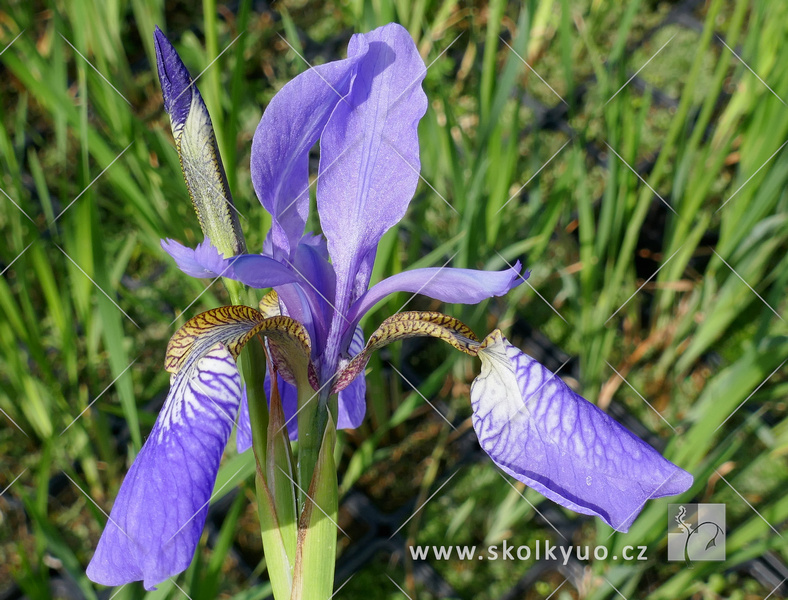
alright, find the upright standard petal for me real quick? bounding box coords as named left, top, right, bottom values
left=154, top=27, right=245, bottom=258
left=251, top=44, right=367, bottom=259
left=317, top=23, right=428, bottom=313
left=471, top=331, right=693, bottom=532
left=347, top=262, right=524, bottom=326
left=87, top=343, right=242, bottom=589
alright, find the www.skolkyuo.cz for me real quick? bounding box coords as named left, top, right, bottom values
left=409, top=540, right=649, bottom=564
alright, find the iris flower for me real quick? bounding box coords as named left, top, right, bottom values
left=87, top=23, right=693, bottom=590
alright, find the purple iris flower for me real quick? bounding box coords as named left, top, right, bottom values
left=86, top=23, right=692, bottom=590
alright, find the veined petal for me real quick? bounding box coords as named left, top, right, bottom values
left=87, top=343, right=242, bottom=589
left=471, top=331, right=693, bottom=533
left=318, top=23, right=428, bottom=313
left=347, top=262, right=524, bottom=325
left=165, top=305, right=267, bottom=374
left=165, top=306, right=313, bottom=386
left=154, top=27, right=245, bottom=258
left=89, top=306, right=319, bottom=586
left=251, top=45, right=366, bottom=259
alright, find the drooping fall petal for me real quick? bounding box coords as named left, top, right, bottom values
left=87, top=343, right=242, bottom=589
left=470, top=331, right=693, bottom=532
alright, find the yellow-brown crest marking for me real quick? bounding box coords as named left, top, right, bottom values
left=259, top=290, right=281, bottom=318
left=165, top=306, right=312, bottom=379
left=332, top=311, right=480, bottom=393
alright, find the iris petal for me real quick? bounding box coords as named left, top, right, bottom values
left=347, top=262, right=524, bottom=325
left=161, top=238, right=300, bottom=289
left=161, top=238, right=222, bottom=279
left=337, top=325, right=367, bottom=429
left=251, top=45, right=366, bottom=259
left=318, top=23, right=428, bottom=314
left=471, top=331, right=693, bottom=532
left=87, top=343, right=242, bottom=589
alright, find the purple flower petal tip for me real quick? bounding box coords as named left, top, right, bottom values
left=349, top=261, right=525, bottom=323
left=161, top=238, right=223, bottom=278
left=471, top=332, right=693, bottom=532
left=153, top=27, right=192, bottom=129
left=87, top=343, right=243, bottom=589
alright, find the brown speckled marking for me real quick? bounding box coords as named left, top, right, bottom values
left=165, top=305, right=265, bottom=373
left=332, top=311, right=480, bottom=393
left=165, top=306, right=312, bottom=379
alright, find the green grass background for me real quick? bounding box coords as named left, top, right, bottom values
left=1, top=0, right=787, bottom=598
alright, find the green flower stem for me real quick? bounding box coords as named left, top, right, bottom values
left=292, top=415, right=338, bottom=600
left=296, top=381, right=320, bottom=508
left=297, top=372, right=341, bottom=503
left=241, top=339, right=269, bottom=467
left=224, top=278, right=244, bottom=307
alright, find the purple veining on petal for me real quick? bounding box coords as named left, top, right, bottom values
left=471, top=333, right=693, bottom=532
left=87, top=343, right=242, bottom=589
